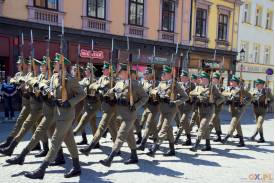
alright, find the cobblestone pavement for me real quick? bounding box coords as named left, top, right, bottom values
left=0, top=106, right=273, bottom=183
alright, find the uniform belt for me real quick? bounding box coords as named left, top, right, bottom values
left=102, top=96, right=117, bottom=105
left=22, top=93, right=30, bottom=99
left=196, top=102, right=212, bottom=107
left=86, top=95, right=98, bottom=102
left=253, top=102, right=267, bottom=108
left=148, top=98, right=159, bottom=105
left=116, top=99, right=130, bottom=106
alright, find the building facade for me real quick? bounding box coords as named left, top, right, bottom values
left=0, top=0, right=240, bottom=80
left=236, top=0, right=274, bottom=92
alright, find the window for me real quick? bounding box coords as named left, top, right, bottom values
left=253, top=44, right=260, bottom=63
left=162, top=0, right=175, bottom=32
left=255, top=7, right=262, bottom=26
left=218, top=14, right=228, bottom=41
left=129, top=0, right=144, bottom=26
left=87, top=0, right=106, bottom=19
left=266, top=11, right=273, bottom=29
left=240, top=41, right=249, bottom=61
left=195, top=8, right=207, bottom=37
left=34, top=0, right=58, bottom=10
left=264, top=47, right=271, bottom=64
left=243, top=3, right=250, bottom=23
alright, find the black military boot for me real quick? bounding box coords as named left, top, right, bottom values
left=137, top=138, right=147, bottom=151
left=24, top=161, right=49, bottom=179
left=237, top=136, right=245, bottom=147
left=250, top=131, right=258, bottom=141
left=99, top=151, right=117, bottom=167
left=201, top=139, right=212, bottom=151
left=183, top=134, right=192, bottom=146
left=124, top=149, right=138, bottom=164
left=221, top=134, right=230, bottom=144
left=257, top=132, right=265, bottom=143
left=79, top=141, right=97, bottom=156
left=136, top=132, right=142, bottom=144
left=49, top=149, right=65, bottom=166
left=31, top=143, right=41, bottom=151
left=233, top=134, right=239, bottom=138
left=35, top=141, right=49, bottom=158
left=77, top=132, right=88, bottom=145
left=146, top=144, right=159, bottom=157
left=213, top=131, right=222, bottom=142
left=0, top=140, right=18, bottom=156
left=64, top=158, right=81, bottom=178
left=163, top=143, right=175, bottom=156
left=174, top=129, right=183, bottom=145
left=0, top=136, right=13, bottom=148
left=102, top=129, right=109, bottom=138
left=6, top=148, right=29, bottom=165
left=94, top=142, right=101, bottom=149
left=190, top=137, right=201, bottom=152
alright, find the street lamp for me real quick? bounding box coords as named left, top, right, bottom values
left=240, top=48, right=245, bottom=61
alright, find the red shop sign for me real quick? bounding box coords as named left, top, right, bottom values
left=80, top=49, right=104, bottom=59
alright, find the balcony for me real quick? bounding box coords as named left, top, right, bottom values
left=158, top=30, right=178, bottom=43
left=82, top=16, right=111, bottom=33
left=216, top=39, right=231, bottom=50
left=193, top=36, right=209, bottom=48
left=124, top=24, right=148, bottom=38
left=27, top=6, right=64, bottom=26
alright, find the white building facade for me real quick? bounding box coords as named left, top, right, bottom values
left=236, top=0, right=274, bottom=92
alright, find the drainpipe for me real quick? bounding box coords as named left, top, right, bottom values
left=189, top=0, right=193, bottom=43
left=230, top=1, right=236, bottom=80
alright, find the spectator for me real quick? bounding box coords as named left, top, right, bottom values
left=1, top=76, right=17, bottom=121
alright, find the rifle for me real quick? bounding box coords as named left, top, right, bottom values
left=209, top=69, right=214, bottom=103
left=170, top=53, right=176, bottom=101
left=128, top=53, right=134, bottom=107
left=30, top=30, right=36, bottom=76
left=76, top=44, right=81, bottom=81
left=264, top=75, right=269, bottom=105
left=20, top=33, right=24, bottom=72
left=90, top=39, right=94, bottom=82
left=46, top=26, right=52, bottom=79
left=152, top=46, right=156, bottom=88
left=240, top=63, right=244, bottom=104
left=109, top=38, right=114, bottom=88
left=60, top=19, right=68, bottom=102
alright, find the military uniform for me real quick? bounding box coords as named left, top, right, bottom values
left=136, top=67, right=160, bottom=151
left=221, top=75, right=252, bottom=147
left=208, top=72, right=224, bottom=142
left=80, top=62, right=119, bottom=156
left=0, top=58, right=31, bottom=149
left=189, top=74, right=200, bottom=131
left=147, top=65, right=188, bottom=157
left=189, top=72, right=224, bottom=152
left=250, top=79, right=273, bottom=143
left=174, top=70, right=196, bottom=146
left=99, top=63, right=148, bottom=167
left=0, top=58, right=47, bottom=156
left=24, top=53, right=86, bottom=179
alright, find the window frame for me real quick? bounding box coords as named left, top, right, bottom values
left=217, top=14, right=229, bottom=41
left=128, top=0, right=145, bottom=27
left=253, top=44, right=260, bottom=63
left=255, top=7, right=262, bottom=26
left=87, top=0, right=106, bottom=20
left=195, top=8, right=207, bottom=38
left=161, top=0, right=176, bottom=33
left=243, top=3, right=249, bottom=23
left=264, top=47, right=270, bottom=64
left=33, top=0, right=59, bottom=11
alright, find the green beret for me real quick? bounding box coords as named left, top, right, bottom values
left=144, top=67, right=152, bottom=75
left=24, top=58, right=32, bottom=65
left=102, top=62, right=110, bottom=69
left=16, top=56, right=23, bottom=64
left=230, top=75, right=240, bottom=83
left=191, top=74, right=198, bottom=80
left=255, top=79, right=265, bottom=84
left=131, top=69, right=137, bottom=75
left=199, top=72, right=210, bottom=79
left=53, top=53, right=71, bottom=65
left=162, top=65, right=172, bottom=73
left=33, top=58, right=43, bottom=65
left=180, top=70, right=188, bottom=77
left=118, top=63, right=127, bottom=72
left=41, top=56, right=48, bottom=65
left=212, top=72, right=221, bottom=79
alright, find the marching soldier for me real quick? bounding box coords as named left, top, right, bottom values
left=174, top=70, right=195, bottom=146
left=136, top=67, right=160, bottom=151
left=221, top=75, right=252, bottom=147
left=208, top=72, right=224, bottom=142
left=147, top=65, right=188, bottom=157
left=24, top=53, right=86, bottom=179
left=189, top=74, right=200, bottom=131
left=99, top=63, right=148, bottom=167
left=0, top=57, right=31, bottom=149
left=80, top=62, right=118, bottom=155
left=189, top=72, right=224, bottom=152
left=0, top=58, right=47, bottom=156
left=73, top=64, right=99, bottom=147
left=250, top=79, right=273, bottom=143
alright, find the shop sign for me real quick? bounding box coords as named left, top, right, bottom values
left=80, top=49, right=104, bottom=59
